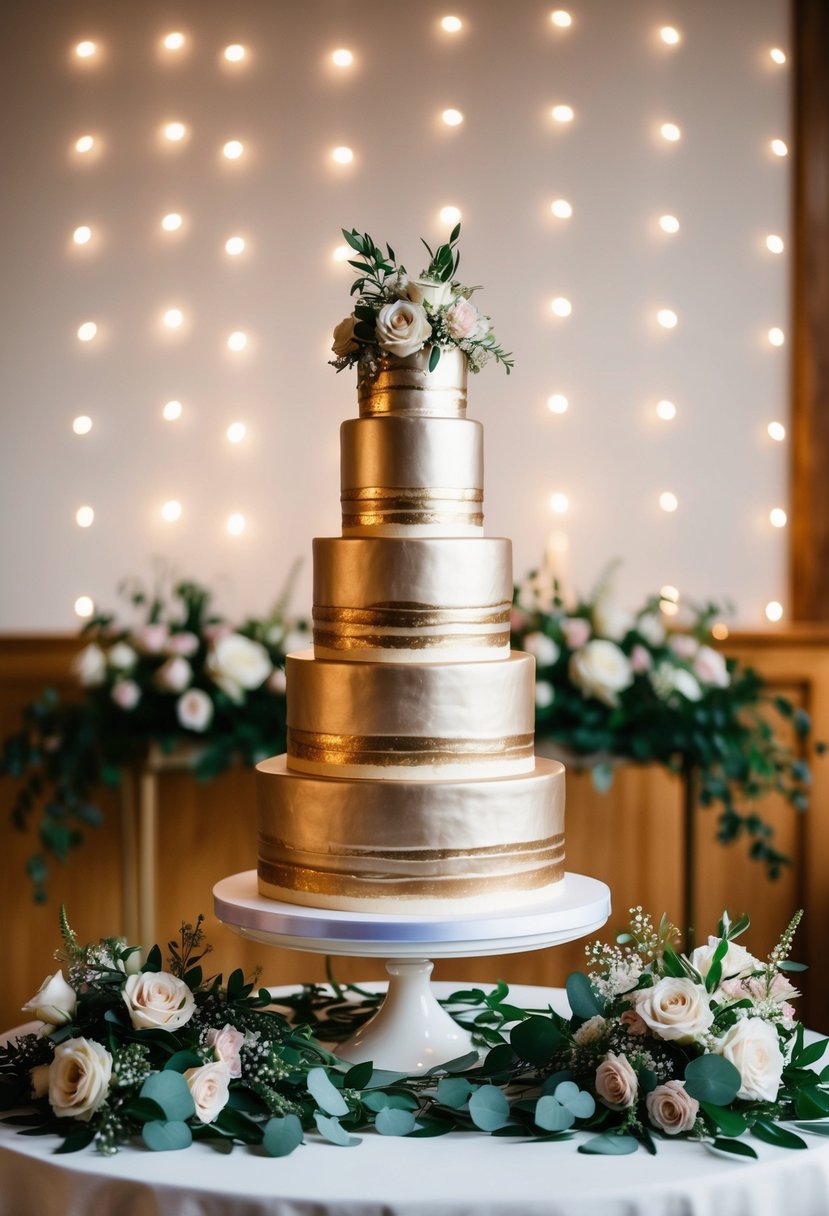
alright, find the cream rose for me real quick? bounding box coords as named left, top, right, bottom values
left=595, top=1052, right=638, bottom=1110
left=177, top=688, right=214, bottom=732
left=154, top=656, right=192, bottom=694
left=206, top=1024, right=245, bottom=1078
left=107, top=641, right=138, bottom=670
left=690, top=936, right=761, bottom=982
left=72, top=643, right=106, bottom=688
left=48, top=1037, right=112, bottom=1121
left=522, top=632, right=559, bottom=666
left=184, top=1060, right=231, bottom=1123
left=646, top=1080, right=699, bottom=1134
left=636, top=977, right=714, bottom=1043
left=694, top=645, right=730, bottom=688
left=332, top=315, right=359, bottom=357
left=569, top=640, right=633, bottom=707
left=22, top=971, right=76, bottom=1026
left=573, top=1014, right=606, bottom=1046
left=592, top=595, right=634, bottom=642
left=206, top=633, right=273, bottom=703
left=122, top=971, right=195, bottom=1031
left=637, top=613, right=665, bottom=647
left=713, top=1017, right=784, bottom=1102
left=30, top=1064, right=50, bottom=1099
left=374, top=299, right=431, bottom=357
left=406, top=277, right=452, bottom=308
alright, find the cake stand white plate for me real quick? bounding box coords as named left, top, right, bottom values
left=214, top=870, right=610, bottom=1074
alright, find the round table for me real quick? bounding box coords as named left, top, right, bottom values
left=2, top=984, right=828, bottom=1216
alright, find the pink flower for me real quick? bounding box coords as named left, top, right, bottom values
left=630, top=644, right=652, bottom=674
left=153, top=656, right=192, bottom=694
left=561, top=617, right=591, bottom=649
left=510, top=608, right=530, bottom=633
left=166, top=631, right=200, bottom=657
left=267, top=668, right=287, bottom=695
left=646, top=1081, right=699, bottom=1135
left=111, top=680, right=141, bottom=711
left=595, top=1052, right=638, bottom=1110
left=620, top=1007, right=648, bottom=1036
left=202, top=623, right=233, bottom=643
left=693, top=645, right=730, bottom=688
left=668, top=634, right=698, bottom=660
left=444, top=297, right=487, bottom=341
left=131, top=623, right=169, bottom=655
left=206, top=1024, right=245, bottom=1078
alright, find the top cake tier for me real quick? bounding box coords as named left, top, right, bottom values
left=357, top=348, right=467, bottom=418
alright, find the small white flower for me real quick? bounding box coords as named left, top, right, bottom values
left=107, top=642, right=138, bottom=670
left=72, top=643, right=106, bottom=687
left=177, top=688, right=214, bottom=732
left=573, top=1014, right=606, bottom=1045
left=535, top=680, right=555, bottom=709
left=650, top=661, right=702, bottom=703
left=523, top=632, right=560, bottom=666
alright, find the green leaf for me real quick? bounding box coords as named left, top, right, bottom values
left=793, top=1120, right=829, bottom=1136
left=709, top=1136, right=758, bottom=1160
left=779, top=960, right=808, bottom=972
left=307, top=1067, right=349, bottom=1116
left=705, top=937, right=730, bottom=993
left=469, top=1085, right=511, bottom=1131
left=164, top=1050, right=203, bottom=1073
left=122, top=1097, right=167, bottom=1122
left=262, top=1114, right=304, bottom=1157
left=408, top=1117, right=454, bottom=1137
left=375, top=1108, right=416, bottom=1136
left=362, top=1091, right=418, bottom=1113
left=480, top=1043, right=514, bottom=1075
left=54, top=1126, right=96, bottom=1154
left=534, top=1095, right=573, bottom=1132
left=795, top=1087, right=829, bottom=1119
left=428, top=345, right=441, bottom=372
left=425, top=1051, right=479, bottom=1075
left=343, top=1060, right=373, bottom=1089
left=578, top=1134, right=639, bottom=1156
left=313, top=1112, right=361, bottom=1147
left=214, top=1108, right=262, bottom=1144
left=683, top=1055, right=741, bottom=1105
left=794, top=1039, right=829, bottom=1068
left=752, top=1118, right=808, bottom=1149
left=140, top=1071, right=196, bottom=1122
left=565, top=972, right=604, bottom=1020
left=700, top=1101, right=747, bottom=1137
left=436, top=1077, right=474, bottom=1109
left=142, top=945, right=162, bottom=972
left=142, top=1120, right=193, bottom=1152
left=361, top=1069, right=409, bottom=1089
left=510, top=1016, right=561, bottom=1065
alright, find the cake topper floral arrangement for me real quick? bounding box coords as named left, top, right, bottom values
left=330, top=223, right=514, bottom=375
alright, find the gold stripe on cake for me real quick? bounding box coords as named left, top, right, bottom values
left=342, top=510, right=485, bottom=528
left=287, top=729, right=535, bottom=767
left=343, top=487, right=483, bottom=504
left=312, top=629, right=510, bottom=652
left=313, top=604, right=511, bottom=627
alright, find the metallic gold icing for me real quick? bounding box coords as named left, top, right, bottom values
left=357, top=348, right=467, bottom=418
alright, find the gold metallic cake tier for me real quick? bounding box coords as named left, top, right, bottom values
left=285, top=649, right=536, bottom=779
left=357, top=348, right=467, bottom=418
left=312, top=536, right=513, bottom=662
left=257, top=755, right=565, bottom=912
left=340, top=416, right=483, bottom=536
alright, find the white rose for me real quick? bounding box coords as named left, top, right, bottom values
left=177, top=688, right=214, bottom=732
left=636, top=977, right=714, bottom=1043
left=22, top=971, right=76, bottom=1026
left=406, top=277, right=452, bottom=308
left=184, top=1060, right=231, bottom=1123
left=694, top=645, right=730, bottom=688
left=206, top=633, right=272, bottom=703
left=646, top=1080, right=699, bottom=1134
left=154, top=656, right=192, bottom=693
left=713, top=1017, right=784, bottom=1102
left=107, top=642, right=138, bottom=670
left=595, top=1052, right=638, bottom=1110
left=672, top=667, right=703, bottom=701
left=122, top=971, right=195, bottom=1031
left=535, top=680, right=555, bottom=709
left=523, top=632, right=559, bottom=666
left=374, top=299, right=432, bottom=357
left=569, top=640, right=633, bottom=707
left=72, top=643, right=106, bottom=688
left=111, top=679, right=141, bottom=711
left=206, top=1024, right=245, bottom=1078
left=332, top=315, right=359, bottom=358
left=650, top=662, right=702, bottom=703
left=593, top=594, right=634, bottom=641
left=48, top=1037, right=112, bottom=1121
left=637, top=613, right=666, bottom=647
left=690, top=936, right=762, bottom=982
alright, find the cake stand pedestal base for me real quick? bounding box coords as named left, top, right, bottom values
left=214, top=871, right=610, bottom=1073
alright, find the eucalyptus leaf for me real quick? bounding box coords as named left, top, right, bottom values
left=375, top=1108, right=417, bottom=1137
left=436, top=1076, right=473, bottom=1109
left=262, top=1114, right=304, bottom=1157
left=140, top=1071, right=196, bottom=1122
left=163, top=1050, right=203, bottom=1073
left=683, top=1055, right=741, bottom=1105
left=142, top=1120, right=193, bottom=1152
left=578, top=1133, right=639, bottom=1156
left=510, top=1015, right=560, bottom=1065
left=362, top=1069, right=410, bottom=1089
left=699, top=1101, right=747, bottom=1137
left=343, top=1060, right=373, bottom=1089
left=565, top=972, right=604, bottom=1020
left=307, top=1067, right=349, bottom=1117
left=793, top=1120, right=829, bottom=1136
left=469, top=1084, right=511, bottom=1132
left=313, top=1112, right=361, bottom=1147
left=534, top=1095, right=574, bottom=1132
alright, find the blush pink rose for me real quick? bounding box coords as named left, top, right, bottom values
left=111, top=680, right=141, bottom=711
left=561, top=617, right=591, bottom=649
left=668, top=634, right=698, bottom=660
left=595, top=1052, right=638, bottom=1110
left=620, top=1007, right=648, bottom=1036
left=131, top=623, right=169, bottom=654
left=444, top=297, right=487, bottom=340
left=646, top=1080, right=699, bottom=1135
left=630, top=644, right=652, bottom=674
left=206, top=1024, right=245, bottom=1078
left=166, top=631, right=200, bottom=657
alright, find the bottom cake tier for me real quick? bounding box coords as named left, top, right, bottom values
left=256, top=755, right=565, bottom=913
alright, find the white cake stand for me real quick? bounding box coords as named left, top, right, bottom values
left=214, top=871, right=610, bottom=1074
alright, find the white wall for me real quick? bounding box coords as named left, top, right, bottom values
left=0, top=0, right=790, bottom=630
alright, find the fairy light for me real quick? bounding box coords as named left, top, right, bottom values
left=440, top=206, right=462, bottom=225
left=225, top=236, right=246, bottom=256
left=441, top=16, right=462, bottom=32
left=75, top=135, right=95, bottom=153
left=75, top=505, right=94, bottom=528
left=551, top=105, right=574, bottom=123
left=164, top=122, right=187, bottom=142
left=766, top=234, right=784, bottom=254
left=73, top=225, right=92, bottom=245
left=770, top=139, right=788, bottom=157
left=75, top=41, right=96, bottom=58
left=331, top=145, right=354, bottom=163
left=549, top=492, right=569, bottom=514
left=547, top=394, right=569, bottom=414
left=656, top=399, right=676, bottom=420
left=657, top=309, right=678, bottom=329
left=163, top=32, right=185, bottom=50
left=227, top=331, right=248, bottom=352
left=770, top=508, right=788, bottom=528
left=767, top=421, right=786, bottom=441
left=162, top=400, right=183, bottom=421
left=163, top=308, right=184, bottom=329
left=551, top=11, right=572, bottom=27
left=659, top=491, right=678, bottom=512
left=770, top=48, right=786, bottom=64
left=161, top=212, right=183, bottom=232
left=77, top=321, right=97, bottom=342
left=551, top=199, right=573, bottom=219
left=224, top=44, right=246, bottom=62
left=441, top=109, right=464, bottom=126
left=711, top=622, right=729, bottom=641
left=660, top=123, right=681, bottom=142
left=226, top=421, right=246, bottom=443
left=659, top=26, right=681, bottom=45
left=660, top=585, right=680, bottom=616
left=227, top=513, right=246, bottom=535
left=74, top=596, right=94, bottom=618
left=659, top=214, right=680, bottom=234
left=550, top=297, right=572, bottom=317
left=161, top=500, right=182, bottom=522
left=768, top=327, right=785, bottom=346
left=333, top=244, right=350, bottom=262
left=223, top=140, right=244, bottom=159
left=72, top=415, right=93, bottom=435
left=332, top=47, right=353, bottom=65
left=766, top=601, right=783, bottom=622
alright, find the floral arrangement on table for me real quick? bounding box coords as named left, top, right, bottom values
left=511, top=564, right=820, bottom=876
left=2, top=909, right=827, bottom=1159
left=330, top=223, right=514, bottom=375
left=1, top=573, right=305, bottom=900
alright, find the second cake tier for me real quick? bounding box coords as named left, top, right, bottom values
left=285, top=649, right=536, bottom=779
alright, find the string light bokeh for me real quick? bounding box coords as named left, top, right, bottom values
left=0, top=0, right=789, bottom=627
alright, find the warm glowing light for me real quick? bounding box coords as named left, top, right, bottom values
left=225, top=236, right=246, bottom=256
left=163, top=32, right=185, bottom=50
left=161, top=500, right=182, bottom=522
left=660, top=585, right=679, bottom=603
left=227, top=331, right=248, bottom=352
left=547, top=394, right=569, bottom=414
left=73, top=225, right=92, bottom=245
left=770, top=48, right=786, bottom=65
left=659, top=214, right=680, bottom=234
left=74, top=596, right=94, bottom=618
left=75, top=505, right=94, bottom=528
left=164, top=122, right=187, bottom=142
left=550, top=297, right=572, bottom=317
left=73, top=415, right=93, bottom=435
left=441, top=16, right=463, bottom=32
left=227, top=513, right=246, bottom=535
left=765, top=600, right=783, bottom=622
left=659, top=491, right=678, bottom=513
left=549, top=492, right=569, bottom=514
left=77, top=321, right=97, bottom=342
left=331, top=145, right=354, bottom=163
left=711, top=622, right=729, bottom=641
left=656, top=399, right=676, bottom=421
left=657, top=309, right=678, bottom=329
left=441, top=109, right=464, bottom=126
left=163, top=308, right=184, bottom=329
left=162, top=400, right=183, bottom=421
left=161, top=212, right=183, bottom=232
left=223, top=140, right=244, bottom=159
left=660, top=26, right=681, bottom=45
left=551, top=10, right=572, bottom=27
left=768, top=327, right=785, bottom=346
left=226, top=421, right=247, bottom=443
left=660, top=123, right=681, bottom=142
left=770, top=507, right=788, bottom=528
left=440, top=205, right=462, bottom=225
left=767, top=421, right=786, bottom=441
left=551, top=199, right=573, bottom=219
left=224, top=44, right=246, bottom=62
left=75, top=41, right=96, bottom=58
left=332, top=47, right=353, bottom=66
left=765, top=234, right=784, bottom=254
left=551, top=104, right=574, bottom=123
left=333, top=244, right=350, bottom=262
left=75, top=135, right=95, bottom=153
left=770, top=138, right=788, bottom=157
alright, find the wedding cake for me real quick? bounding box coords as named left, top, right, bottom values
left=256, top=226, right=565, bottom=912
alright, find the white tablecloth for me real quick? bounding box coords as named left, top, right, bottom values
left=2, top=984, right=828, bottom=1216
